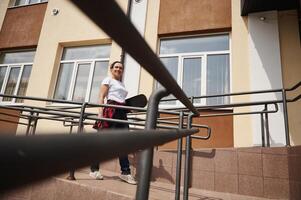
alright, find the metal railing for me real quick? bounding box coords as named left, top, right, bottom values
left=0, top=91, right=210, bottom=200
left=0, top=0, right=299, bottom=199
left=0, top=79, right=300, bottom=199
left=161, top=80, right=301, bottom=147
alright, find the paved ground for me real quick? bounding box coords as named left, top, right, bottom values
left=0, top=169, right=277, bottom=200
left=71, top=170, right=274, bottom=200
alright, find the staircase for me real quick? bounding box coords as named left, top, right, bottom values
left=1, top=146, right=300, bottom=200
left=0, top=170, right=275, bottom=200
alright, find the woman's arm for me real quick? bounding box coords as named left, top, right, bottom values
left=98, top=84, right=109, bottom=118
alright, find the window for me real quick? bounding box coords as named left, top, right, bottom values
left=0, top=50, right=35, bottom=103
left=54, top=45, right=111, bottom=103
left=159, top=34, right=230, bottom=106
left=10, top=0, right=47, bottom=7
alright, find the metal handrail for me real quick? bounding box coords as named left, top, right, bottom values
left=286, top=80, right=301, bottom=91
left=0, top=103, right=182, bottom=130
left=0, top=80, right=299, bottom=199
left=288, top=94, right=301, bottom=102
left=160, top=80, right=301, bottom=102
left=0, top=93, right=181, bottom=115
left=164, top=99, right=287, bottom=112
left=129, top=103, right=278, bottom=120
left=0, top=86, right=290, bottom=142
left=0, top=128, right=199, bottom=192
left=136, top=89, right=169, bottom=199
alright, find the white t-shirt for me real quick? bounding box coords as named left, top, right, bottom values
left=102, top=77, right=128, bottom=103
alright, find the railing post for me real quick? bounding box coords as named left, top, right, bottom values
left=135, top=89, right=169, bottom=200
left=175, top=111, right=184, bottom=200
left=25, top=111, right=34, bottom=136
left=31, top=112, right=39, bottom=136
left=260, top=113, right=265, bottom=147
left=183, top=113, right=194, bottom=200
left=264, top=104, right=270, bottom=147
left=67, top=102, right=87, bottom=180
left=282, top=89, right=290, bottom=146
left=78, top=102, right=87, bottom=132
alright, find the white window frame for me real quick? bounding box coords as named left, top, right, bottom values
left=0, top=62, right=33, bottom=105
left=9, top=0, right=47, bottom=8
left=55, top=58, right=109, bottom=104
left=158, top=34, right=230, bottom=109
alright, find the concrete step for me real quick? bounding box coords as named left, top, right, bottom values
left=1, top=146, right=300, bottom=199
left=1, top=170, right=275, bottom=200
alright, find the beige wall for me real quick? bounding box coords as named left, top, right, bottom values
left=0, top=0, right=9, bottom=29
left=278, top=10, right=301, bottom=145
left=231, top=0, right=253, bottom=147
left=138, top=0, right=160, bottom=97
left=26, top=0, right=127, bottom=100
left=17, top=0, right=128, bottom=135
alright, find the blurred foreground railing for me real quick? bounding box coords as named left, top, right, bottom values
left=0, top=0, right=299, bottom=198
left=0, top=128, right=199, bottom=192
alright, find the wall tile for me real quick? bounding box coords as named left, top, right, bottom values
left=214, top=150, right=238, bottom=174
left=238, top=152, right=262, bottom=176
left=238, top=175, right=263, bottom=197
left=215, top=173, right=238, bottom=193
left=264, top=177, right=289, bottom=199
left=263, top=154, right=288, bottom=178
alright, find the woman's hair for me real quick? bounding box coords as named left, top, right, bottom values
left=110, top=61, right=123, bottom=69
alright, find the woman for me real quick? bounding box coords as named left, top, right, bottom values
left=90, top=61, right=137, bottom=185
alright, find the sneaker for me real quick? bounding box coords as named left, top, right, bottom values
left=89, top=171, right=104, bottom=180
left=119, top=174, right=137, bottom=185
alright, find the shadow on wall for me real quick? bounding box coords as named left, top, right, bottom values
left=248, top=11, right=287, bottom=146
left=129, top=153, right=175, bottom=184
left=151, top=159, right=175, bottom=184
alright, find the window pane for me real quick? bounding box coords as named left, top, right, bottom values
left=3, top=67, right=21, bottom=101
left=16, top=65, right=32, bottom=103
left=160, top=35, right=229, bottom=54
left=0, top=51, right=35, bottom=64
left=0, top=66, right=7, bottom=92
left=54, top=63, right=74, bottom=100
left=207, top=54, right=230, bottom=105
left=90, top=61, right=108, bottom=103
left=14, top=0, right=26, bottom=6
left=72, top=63, right=91, bottom=102
left=62, top=45, right=111, bottom=60
left=159, top=57, right=178, bottom=105
left=183, top=58, right=202, bottom=103
left=29, top=0, right=39, bottom=4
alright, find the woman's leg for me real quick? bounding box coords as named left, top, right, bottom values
left=90, top=162, right=99, bottom=172
left=119, top=156, right=131, bottom=175
left=89, top=162, right=103, bottom=180
left=113, top=109, right=133, bottom=175
left=110, top=108, right=137, bottom=184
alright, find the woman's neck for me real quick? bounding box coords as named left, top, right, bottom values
left=111, top=75, right=121, bottom=81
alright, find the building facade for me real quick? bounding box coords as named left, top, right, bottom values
left=0, top=0, right=300, bottom=148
